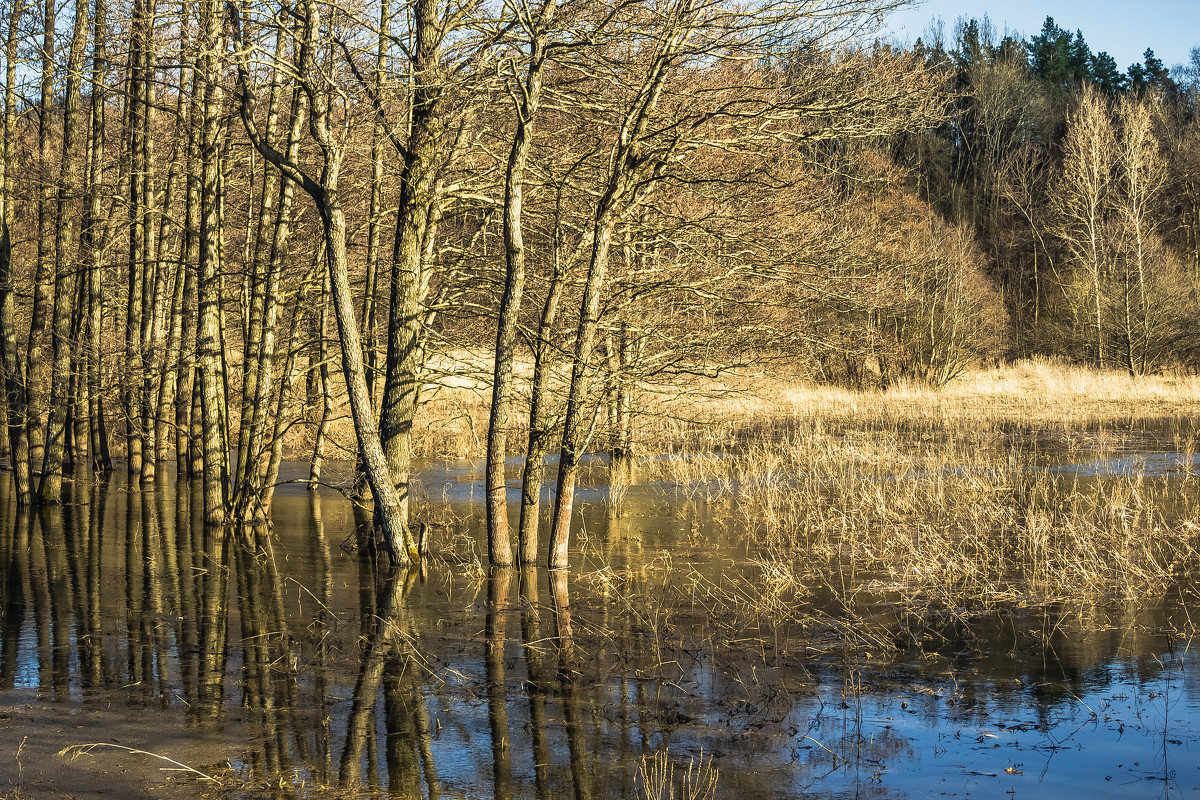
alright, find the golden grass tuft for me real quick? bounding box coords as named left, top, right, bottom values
left=635, top=748, right=718, bottom=800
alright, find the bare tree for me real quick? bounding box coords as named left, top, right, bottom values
left=1113, top=93, right=1167, bottom=375
left=230, top=0, right=418, bottom=562
left=486, top=0, right=565, bottom=566
left=544, top=3, right=943, bottom=568
left=1054, top=86, right=1115, bottom=365
left=39, top=0, right=89, bottom=502
left=0, top=0, right=30, bottom=502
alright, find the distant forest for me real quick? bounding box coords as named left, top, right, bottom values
left=900, top=15, right=1200, bottom=376
left=0, top=0, right=1196, bottom=564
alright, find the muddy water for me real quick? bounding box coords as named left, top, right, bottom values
left=0, top=456, right=1198, bottom=799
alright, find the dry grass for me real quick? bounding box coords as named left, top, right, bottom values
left=639, top=357, right=1200, bottom=452
left=634, top=358, right=1200, bottom=644
left=306, top=355, right=1200, bottom=644
left=635, top=748, right=718, bottom=800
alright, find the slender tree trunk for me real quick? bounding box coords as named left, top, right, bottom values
left=320, top=195, right=416, bottom=563
left=153, top=28, right=195, bottom=467
left=233, top=26, right=286, bottom=504
left=379, top=0, right=445, bottom=549
left=611, top=324, right=634, bottom=481
left=230, top=0, right=415, bottom=561
left=260, top=258, right=322, bottom=515
left=39, top=0, right=90, bottom=503
left=28, top=0, right=57, bottom=473
left=309, top=269, right=333, bottom=490
left=487, top=18, right=551, bottom=567
left=136, top=0, right=161, bottom=484
left=517, top=232, right=568, bottom=564
left=178, top=60, right=202, bottom=476
left=235, top=80, right=303, bottom=519
left=548, top=219, right=617, bottom=568
left=126, top=0, right=155, bottom=477
left=26, top=0, right=59, bottom=474
left=0, top=0, right=31, bottom=502
left=79, top=0, right=110, bottom=475
left=196, top=0, right=228, bottom=523
left=69, top=274, right=91, bottom=489
left=351, top=0, right=389, bottom=502
left=546, top=32, right=678, bottom=568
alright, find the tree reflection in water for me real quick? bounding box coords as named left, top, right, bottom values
left=1, top=472, right=1200, bottom=800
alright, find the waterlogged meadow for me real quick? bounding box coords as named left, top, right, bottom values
left=3, top=361, right=1200, bottom=799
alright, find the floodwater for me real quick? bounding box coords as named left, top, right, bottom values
left=1, top=452, right=1200, bottom=800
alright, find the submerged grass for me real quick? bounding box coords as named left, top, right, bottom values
left=634, top=359, right=1200, bottom=651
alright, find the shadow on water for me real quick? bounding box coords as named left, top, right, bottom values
left=0, top=464, right=1199, bottom=798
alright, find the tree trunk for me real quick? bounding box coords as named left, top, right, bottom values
left=79, top=0, right=110, bottom=475
left=230, top=0, right=416, bottom=561
left=548, top=219, right=617, bottom=567
left=487, top=18, right=551, bottom=567
left=27, top=0, right=57, bottom=474
left=320, top=195, right=416, bottom=563
left=351, top=0, right=389, bottom=502
left=517, top=228, right=568, bottom=565
left=309, top=269, right=333, bottom=490
left=379, top=0, right=445, bottom=551
left=196, top=0, right=229, bottom=523
left=0, top=0, right=31, bottom=503
left=39, top=0, right=90, bottom=503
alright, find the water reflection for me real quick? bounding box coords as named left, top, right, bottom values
left=0, top=471, right=1198, bottom=800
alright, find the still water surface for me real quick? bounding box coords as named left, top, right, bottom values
left=0, top=455, right=1198, bottom=799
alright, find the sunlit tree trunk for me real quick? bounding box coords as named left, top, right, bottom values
left=487, top=0, right=555, bottom=566
left=379, top=0, right=447, bottom=550
left=125, top=0, right=159, bottom=478
left=350, top=0, right=389, bottom=502
left=547, top=17, right=684, bottom=568
left=178, top=58, right=203, bottom=477
left=0, top=0, right=30, bottom=502
left=39, top=0, right=89, bottom=503
left=76, top=0, right=112, bottom=477
left=549, top=215, right=619, bottom=567
left=230, top=0, right=416, bottom=563
left=196, top=0, right=229, bottom=523
left=309, top=269, right=333, bottom=490
left=153, top=18, right=196, bottom=468
left=233, top=35, right=303, bottom=521
left=27, top=0, right=57, bottom=473
left=260, top=258, right=323, bottom=515
left=517, top=223, right=568, bottom=564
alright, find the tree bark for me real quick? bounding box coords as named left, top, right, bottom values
left=39, top=0, right=90, bottom=503
left=196, top=0, right=229, bottom=523
left=0, top=0, right=31, bottom=502
left=27, top=0, right=57, bottom=474
left=229, top=0, right=417, bottom=562
left=487, top=6, right=553, bottom=566
left=379, top=0, right=446, bottom=551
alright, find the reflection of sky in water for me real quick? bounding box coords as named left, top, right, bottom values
left=0, top=456, right=1199, bottom=799
left=1052, top=451, right=1200, bottom=478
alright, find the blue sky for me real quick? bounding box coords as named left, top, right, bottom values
left=883, top=0, right=1199, bottom=73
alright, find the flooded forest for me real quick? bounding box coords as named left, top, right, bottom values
left=4, top=0, right=1200, bottom=797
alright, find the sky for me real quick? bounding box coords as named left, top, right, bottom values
left=883, top=0, right=1200, bottom=74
